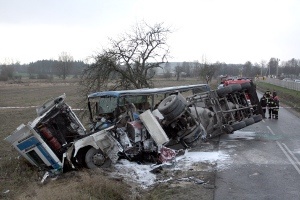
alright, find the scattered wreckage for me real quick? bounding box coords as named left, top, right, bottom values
left=5, top=83, right=262, bottom=175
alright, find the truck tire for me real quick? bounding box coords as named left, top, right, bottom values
left=252, top=114, right=262, bottom=122
left=182, top=126, right=201, bottom=145
left=231, top=121, right=246, bottom=131
left=241, top=82, right=251, bottom=90
left=163, top=102, right=185, bottom=121
left=85, top=147, right=111, bottom=169
left=216, top=86, right=232, bottom=97
left=230, top=84, right=242, bottom=93
left=243, top=117, right=255, bottom=126
left=158, top=95, right=180, bottom=115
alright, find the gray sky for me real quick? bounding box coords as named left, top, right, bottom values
left=1, top=0, right=299, bottom=64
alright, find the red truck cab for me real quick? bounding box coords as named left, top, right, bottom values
left=223, top=78, right=251, bottom=86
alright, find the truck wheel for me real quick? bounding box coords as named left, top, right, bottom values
left=163, top=102, right=185, bottom=121
left=85, top=147, right=111, bottom=169
left=158, top=95, right=180, bottom=115
left=231, top=121, right=246, bottom=131
left=216, top=86, right=232, bottom=97
left=243, top=117, right=255, bottom=126
left=252, top=114, right=262, bottom=122
left=241, top=82, right=251, bottom=90
left=182, top=126, right=201, bottom=145
left=230, top=84, right=242, bottom=93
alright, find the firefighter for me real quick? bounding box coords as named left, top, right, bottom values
left=263, top=89, right=272, bottom=116
left=260, top=94, right=267, bottom=118
left=272, top=92, right=279, bottom=119
left=268, top=96, right=275, bottom=119
left=264, top=89, right=272, bottom=100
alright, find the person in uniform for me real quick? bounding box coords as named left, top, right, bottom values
left=264, top=89, right=272, bottom=98
left=260, top=94, right=267, bottom=118
left=272, top=91, right=279, bottom=119
left=268, top=96, right=275, bottom=119
left=264, top=89, right=272, bottom=116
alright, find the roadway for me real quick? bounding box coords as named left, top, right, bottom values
left=214, top=95, right=300, bottom=199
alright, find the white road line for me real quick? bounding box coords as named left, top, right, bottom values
left=276, top=141, right=300, bottom=175
left=267, top=126, right=275, bottom=135
left=282, top=143, right=300, bottom=166
left=267, top=126, right=300, bottom=175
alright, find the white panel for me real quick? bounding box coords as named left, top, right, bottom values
left=139, top=110, right=169, bottom=145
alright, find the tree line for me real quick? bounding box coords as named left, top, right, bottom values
left=0, top=54, right=88, bottom=81
left=1, top=56, right=299, bottom=83
left=161, top=58, right=300, bottom=82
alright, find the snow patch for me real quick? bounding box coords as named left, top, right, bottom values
left=176, top=150, right=228, bottom=163
left=113, top=149, right=231, bottom=188
left=226, top=131, right=256, bottom=140
left=114, top=159, right=156, bottom=188
left=175, top=150, right=230, bottom=170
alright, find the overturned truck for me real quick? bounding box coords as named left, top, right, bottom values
left=5, top=83, right=262, bottom=174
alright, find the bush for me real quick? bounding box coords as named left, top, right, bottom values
left=0, top=75, right=8, bottom=81
left=14, top=75, right=22, bottom=82
left=29, top=75, right=36, bottom=79
left=37, top=74, right=49, bottom=79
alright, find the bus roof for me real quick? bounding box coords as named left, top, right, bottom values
left=88, top=84, right=210, bottom=98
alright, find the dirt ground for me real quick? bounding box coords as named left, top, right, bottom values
left=0, top=78, right=217, bottom=200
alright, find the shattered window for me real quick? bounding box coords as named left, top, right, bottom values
left=27, top=150, right=47, bottom=168
left=98, top=97, right=118, bottom=114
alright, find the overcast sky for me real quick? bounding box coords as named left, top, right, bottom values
left=1, top=0, right=299, bottom=64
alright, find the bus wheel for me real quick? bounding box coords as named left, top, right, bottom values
left=85, top=147, right=111, bottom=169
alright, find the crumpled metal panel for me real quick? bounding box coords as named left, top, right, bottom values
left=139, top=110, right=169, bottom=146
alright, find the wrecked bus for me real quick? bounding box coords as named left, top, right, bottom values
left=4, top=83, right=262, bottom=175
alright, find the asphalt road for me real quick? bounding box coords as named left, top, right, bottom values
left=214, top=95, right=300, bottom=200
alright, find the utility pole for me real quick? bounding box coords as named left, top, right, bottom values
left=276, top=58, right=280, bottom=78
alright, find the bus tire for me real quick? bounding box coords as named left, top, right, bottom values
left=85, top=147, right=111, bottom=169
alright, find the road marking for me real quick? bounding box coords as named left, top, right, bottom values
left=267, top=126, right=275, bottom=135
left=282, top=143, right=300, bottom=166
left=267, top=126, right=300, bottom=175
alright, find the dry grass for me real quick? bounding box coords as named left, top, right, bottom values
left=16, top=169, right=131, bottom=200
left=0, top=80, right=83, bottom=108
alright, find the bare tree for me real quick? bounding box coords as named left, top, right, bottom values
left=199, top=63, right=217, bottom=84
left=267, top=57, right=279, bottom=77
left=191, top=61, right=201, bottom=78
left=0, top=64, right=14, bottom=81
left=243, top=61, right=252, bottom=77
left=174, top=64, right=183, bottom=81
left=260, top=60, right=266, bottom=76
left=80, top=22, right=171, bottom=93
left=56, top=52, right=74, bottom=79
left=163, top=62, right=172, bottom=78
left=181, top=61, right=191, bottom=77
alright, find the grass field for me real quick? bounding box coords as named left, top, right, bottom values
left=0, top=77, right=211, bottom=199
